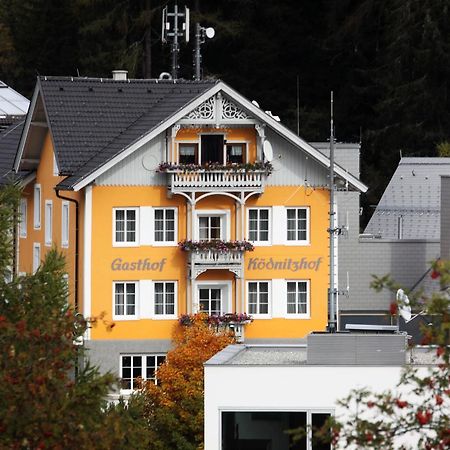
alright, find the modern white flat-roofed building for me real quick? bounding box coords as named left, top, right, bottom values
left=204, top=333, right=437, bottom=450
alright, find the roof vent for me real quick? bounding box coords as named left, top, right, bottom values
left=112, top=70, right=128, bottom=81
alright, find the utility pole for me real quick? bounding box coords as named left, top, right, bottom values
left=328, top=91, right=337, bottom=333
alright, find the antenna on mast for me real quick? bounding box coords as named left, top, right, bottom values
left=193, top=23, right=215, bottom=80
left=162, top=3, right=190, bottom=79
left=328, top=91, right=337, bottom=333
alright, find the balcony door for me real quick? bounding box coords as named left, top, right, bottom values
left=195, top=210, right=230, bottom=242
left=196, top=281, right=231, bottom=315
left=199, top=216, right=222, bottom=241
left=199, top=288, right=222, bottom=315
left=201, top=134, right=224, bottom=165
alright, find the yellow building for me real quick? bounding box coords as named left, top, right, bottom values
left=14, top=73, right=366, bottom=390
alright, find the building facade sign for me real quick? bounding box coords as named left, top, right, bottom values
left=247, top=257, right=323, bottom=272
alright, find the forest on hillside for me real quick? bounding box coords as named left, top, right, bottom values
left=1, top=0, right=449, bottom=225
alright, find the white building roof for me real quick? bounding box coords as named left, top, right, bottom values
left=0, top=81, right=29, bottom=117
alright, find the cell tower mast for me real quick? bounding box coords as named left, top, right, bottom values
left=162, top=3, right=190, bottom=79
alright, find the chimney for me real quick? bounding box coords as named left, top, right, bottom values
left=112, top=70, right=128, bottom=81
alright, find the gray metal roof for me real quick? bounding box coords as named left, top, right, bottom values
left=365, top=157, right=450, bottom=239
left=0, top=81, right=29, bottom=117
left=0, top=121, right=25, bottom=185
left=32, top=77, right=217, bottom=189
left=205, top=343, right=436, bottom=366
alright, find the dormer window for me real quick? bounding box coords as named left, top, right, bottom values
left=179, top=144, right=197, bottom=164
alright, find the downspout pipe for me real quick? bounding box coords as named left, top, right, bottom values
left=55, top=188, right=79, bottom=312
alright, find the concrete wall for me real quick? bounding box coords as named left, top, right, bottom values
left=84, top=339, right=171, bottom=385
left=340, top=239, right=439, bottom=312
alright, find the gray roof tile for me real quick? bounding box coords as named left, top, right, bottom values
left=37, top=77, right=217, bottom=189
left=365, top=158, right=450, bottom=239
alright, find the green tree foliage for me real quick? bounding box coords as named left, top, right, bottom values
left=0, top=185, right=150, bottom=449
left=140, top=313, right=235, bottom=450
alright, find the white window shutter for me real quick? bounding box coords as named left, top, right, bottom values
left=271, top=279, right=286, bottom=318
left=272, top=206, right=286, bottom=245
left=140, top=207, right=153, bottom=245
left=139, top=280, right=153, bottom=319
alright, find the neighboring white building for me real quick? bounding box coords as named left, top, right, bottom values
left=204, top=333, right=436, bottom=450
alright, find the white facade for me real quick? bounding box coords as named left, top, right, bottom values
left=205, top=364, right=403, bottom=450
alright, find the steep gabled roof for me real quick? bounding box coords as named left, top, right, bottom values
left=365, top=157, right=450, bottom=239
left=15, top=77, right=217, bottom=185
left=15, top=76, right=367, bottom=193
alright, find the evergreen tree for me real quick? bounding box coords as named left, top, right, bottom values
left=0, top=184, right=149, bottom=449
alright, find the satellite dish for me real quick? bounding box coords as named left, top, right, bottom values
left=263, top=140, right=273, bottom=162
left=205, top=27, right=215, bottom=39
left=396, top=289, right=412, bottom=322
left=252, top=100, right=260, bottom=108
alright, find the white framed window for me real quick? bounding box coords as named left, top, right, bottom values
left=33, top=184, right=41, bottom=229
left=113, top=208, right=138, bottom=246
left=247, top=208, right=271, bottom=244
left=61, top=201, right=69, bottom=248
left=120, top=354, right=166, bottom=390
left=154, top=281, right=177, bottom=317
left=195, top=281, right=231, bottom=315
left=113, top=281, right=138, bottom=319
left=32, top=243, right=41, bottom=274
left=45, top=200, right=53, bottom=246
left=286, top=207, right=309, bottom=244
left=19, top=198, right=27, bottom=238
left=154, top=208, right=177, bottom=244
left=286, top=280, right=310, bottom=318
left=247, top=281, right=271, bottom=317
left=194, top=210, right=230, bottom=241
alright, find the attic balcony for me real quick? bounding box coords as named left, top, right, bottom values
left=179, top=240, right=254, bottom=279
left=158, top=163, right=272, bottom=197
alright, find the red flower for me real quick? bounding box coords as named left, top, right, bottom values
left=389, top=302, right=398, bottom=315
left=395, top=399, right=408, bottom=408
left=437, top=347, right=445, bottom=357
left=416, top=410, right=433, bottom=425
left=367, top=401, right=375, bottom=408
left=365, top=432, right=374, bottom=442
left=436, top=395, right=444, bottom=405
left=431, top=270, right=440, bottom=279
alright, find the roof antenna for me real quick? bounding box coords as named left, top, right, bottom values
left=193, top=22, right=215, bottom=81
left=162, top=3, right=190, bottom=79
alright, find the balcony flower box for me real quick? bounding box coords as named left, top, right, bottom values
left=179, top=313, right=252, bottom=342
left=178, top=239, right=254, bottom=253
left=157, top=161, right=273, bottom=175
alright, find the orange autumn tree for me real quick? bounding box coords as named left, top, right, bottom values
left=141, top=314, right=235, bottom=450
